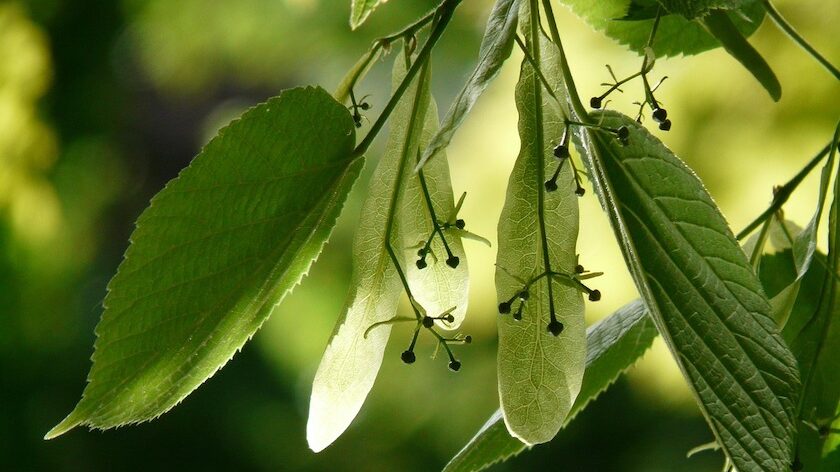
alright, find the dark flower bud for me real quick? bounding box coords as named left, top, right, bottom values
left=443, top=314, right=455, bottom=323
left=617, top=126, right=630, bottom=140
left=659, top=119, right=672, bottom=131
left=575, top=264, right=585, bottom=274
left=401, top=350, right=416, bottom=364
left=575, top=186, right=586, bottom=197
left=417, top=248, right=427, bottom=257
left=416, top=259, right=427, bottom=270
left=464, top=335, right=472, bottom=344
left=422, top=316, right=434, bottom=328
left=545, top=180, right=558, bottom=192
left=590, top=96, right=603, bottom=109
left=455, top=219, right=466, bottom=229
left=652, top=107, right=667, bottom=123
left=553, top=144, right=570, bottom=160
left=446, top=256, right=460, bottom=268
left=448, top=360, right=461, bottom=372
left=547, top=320, right=564, bottom=336
left=588, top=289, right=602, bottom=302
left=498, top=302, right=511, bottom=314
left=360, top=102, right=371, bottom=110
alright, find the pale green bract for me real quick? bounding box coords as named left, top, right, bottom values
left=416, top=0, right=519, bottom=171
left=494, top=24, right=585, bottom=445
left=308, top=53, right=467, bottom=452
left=575, top=110, right=800, bottom=472
left=46, top=86, right=362, bottom=439
left=445, top=300, right=657, bottom=472
left=350, top=0, right=387, bottom=30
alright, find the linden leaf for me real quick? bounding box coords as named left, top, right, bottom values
left=574, top=110, right=801, bottom=471
left=47, top=86, right=362, bottom=438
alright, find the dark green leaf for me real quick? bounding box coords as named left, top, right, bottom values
left=701, top=10, right=781, bottom=101
left=553, top=0, right=765, bottom=58
left=47, top=86, right=362, bottom=439
left=575, top=110, right=800, bottom=471
left=786, top=139, right=840, bottom=468
left=416, top=0, right=519, bottom=171
left=656, top=0, right=755, bottom=19
left=444, top=300, right=657, bottom=472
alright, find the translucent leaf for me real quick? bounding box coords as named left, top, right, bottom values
left=308, top=53, right=467, bottom=451
left=494, top=22, right=585, bottom=446
left=416, top=0, right=519, bottom=171
left=403, top=98, right=469, bottom=328
left=350, top=0, right=387, bottom=30
left=553, top=0, right=765, bottom=58
left=46, top=86, right=362, bottom=438
left=574, top=110, right=801, bottom=471
left=444, top=300, right=657, bottom=472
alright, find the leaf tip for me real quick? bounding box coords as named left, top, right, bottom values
left=44, top=412, right=83, bottom=440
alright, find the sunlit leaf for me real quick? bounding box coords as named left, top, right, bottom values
left=46, top=86, right=362, bottom=439
left=403, top=94, right=469, bottom=327
left=553, top=0, right=765, bottom=58
left=444, top=300, right=657, bottom=472
left=350, top=0, right=387, bottom=30
left=308, top=53, right=467, bottom=452
left=494, top=17, right=585, bottom=445
left=574, top=110, right=801, bottom=472
left=416, top=0, right=519, bottom=171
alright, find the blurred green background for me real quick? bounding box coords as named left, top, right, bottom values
left=1, top=0, right=837, bottom=470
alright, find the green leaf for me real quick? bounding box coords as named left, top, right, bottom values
left=416, top=0, right=519, bottom=171
left=655, top=0, right=755, bottom=19
left=554, top=0, right=765, bottom=58
left=350, top=0, right=386, bottom=30
left=46, top=86, right=362, bottom=439
left=444, top=300, right=657, bottom=472
left=308, top=54, right=467, bottom=452
left=700, top=10, right=781, bottom=101
left=494, top=19, right=585, bottom=445
left=574, top=110, right=800, bottom=471
left=793, top=128, right=839, bottom=280
left=785, top=142, right=840, bottom=468
left=761, top=135, right=837, bottom=328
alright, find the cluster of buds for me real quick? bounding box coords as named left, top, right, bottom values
left=366, top=305, right=470, bottom=372
left=497, top=262, right=602, bottom=337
